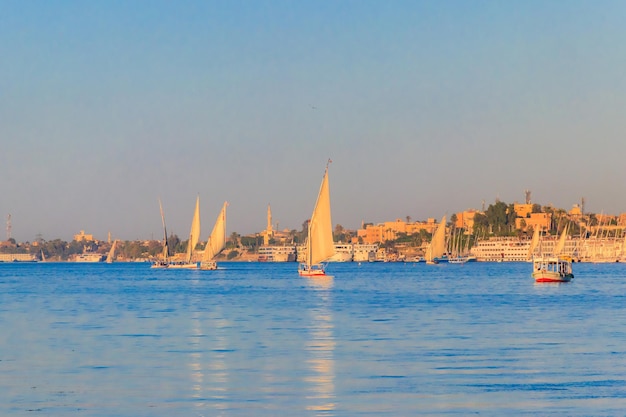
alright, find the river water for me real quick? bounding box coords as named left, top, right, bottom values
left=1, top=261, right=625, bottom=416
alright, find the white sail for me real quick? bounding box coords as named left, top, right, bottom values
left=553, top=224, right=569, bottom=256
left=528, top=226, right=541, bottom=260
left=106, top=240, right=117, bottom=263
left=306, top=165, right=335, bottom=267
left=426, top=216, right=447, bottom=262
left=159, top=199, right=169, bottom=261
left=202, top=202, right=228, bottom=262
left=186, top=196, right=201, bottom=263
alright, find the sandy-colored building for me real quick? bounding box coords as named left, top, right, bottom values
left=355, top=218, right=438, bottom=244
left=454, top=210, right=479, bottom=233
left=513, top=203, right=534, bottom=218
left=569, top=204, right=583, bottom=217
left=73, top=230, right=94, bottom=242
left=515, top=212, right=551, bottom=231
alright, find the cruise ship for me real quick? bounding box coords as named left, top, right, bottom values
left=470, top=236, right=579, bottom=262
left=74, top=252, right=105, bottom=262
left=352, top=244, right=378, bottom=262
left=328, top=244, right=353, bottom=262
left=577, top=237, right=625, bottom=263
left=296, top=243, right=357, bottom=262
left=257, top=246, right=297, bottom=262
left=0, top=253, right=37, bottom=262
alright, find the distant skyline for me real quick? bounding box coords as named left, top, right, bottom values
left=3, top=1, right=626, bottom=242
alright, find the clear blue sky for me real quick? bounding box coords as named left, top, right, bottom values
left=2, top=1, right=626, bottom=242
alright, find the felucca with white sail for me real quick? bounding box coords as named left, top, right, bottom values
left=425, top=216, right=447, bottom=264
left=106, top=240, right=117, bottom=264
left=299, top=161, right=335, bottom=277
left=167, top=195, right=201, bottom=269
left=151, top=198, right=171, bottom=269
left=152, top=196, right=201, bottom=269
left=200, top=202, right=228, bottom=270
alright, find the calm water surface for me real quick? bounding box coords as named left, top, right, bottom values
left=1, top=261, right=626, bottom=416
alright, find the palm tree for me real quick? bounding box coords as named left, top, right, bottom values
left=229, top=232, right=240, bottom=248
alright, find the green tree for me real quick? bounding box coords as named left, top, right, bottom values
left=146, top=240, right=164, bottom=257
left=123, top=241, right=146, bottom=260
left=473, top=212, right=489, bottom=236
left=506, top=204, right=517, bottom=232
left=240, top=235, right=263, bottom=248
left=289, top=229, right=298, bottom=244
left=168, top=234, right=182, bottom=253
left=333, top=224, right=350, bottom=242
left=483, top=201, right=516, bottom=236
left=229, top=232, right=240, bottom=248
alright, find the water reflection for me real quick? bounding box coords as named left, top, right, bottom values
left=304, top=277, right=336, bottom=415
left=188, top=306, right=230, bottom=413
left=206, top=311, right=230, bottom=411
left=189, top=311, right=205, bottom=406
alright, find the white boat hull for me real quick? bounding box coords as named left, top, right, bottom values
left=151, top=261, right=199, bottom=269
left=298, top=263, right=328, bottom=277
left=200, top=261, right=217, bottom=270
left=167, top=262, right=198, bottom=269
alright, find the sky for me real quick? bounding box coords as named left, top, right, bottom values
left=2, top=0, right=626, bottom=242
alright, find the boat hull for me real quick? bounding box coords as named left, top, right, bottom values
left=151, top=262, right=199, bottom=269
left=298, top=263, right=328, bottom=277
left=200, top=261, right=217, bottom=270
left=533, top=271, right=574, bottom=283
left=167, top=262, right=198, bottom=269
left=532, top=256, right=574, bottom=283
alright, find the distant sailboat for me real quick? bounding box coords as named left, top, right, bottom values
left=151, top=198, right=171, bottom=269
left=299, top=161, right=335, bottom=277
left=527, top=226, right=541, bottom=261
left=552, top=224, right=569, bottom=256
left=425, top=216, right=447, bottom=264
left=168, top=195, right=201, bottom=269
left=200, top=202, right=228, bottom=270
left=106, top=240, right=117, bottom=264
left=447, top=226, right=476, bottom=264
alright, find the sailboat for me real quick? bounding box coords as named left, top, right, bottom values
left=447, top=226, right=476, bottom=264
left=299, top=161, right=335, bottom=277
left=425, top=216, right=447, bottom=264
left=106, top=240, right=117, bottom=264
left=168, top=195, right=201, bottom=269
left=200, top=202, right=228, bottom=270
left=527, top=226, right=541, bottom=261
left=152, top=198, right=171, bottom=268
left=531, top=225, right=574, bottom=283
